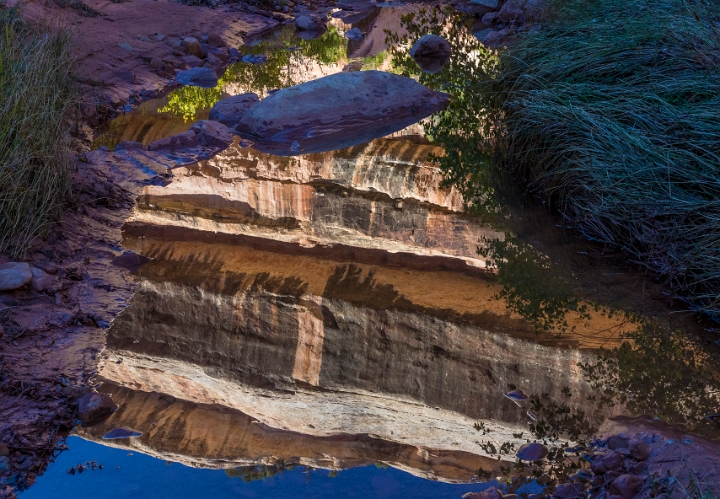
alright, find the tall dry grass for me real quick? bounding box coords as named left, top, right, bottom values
left=0, top=7, right=75, bottom=257
left=497, top=0, right=720, bottom=318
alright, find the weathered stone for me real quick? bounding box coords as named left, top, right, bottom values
left=517, top=442, right=548, bottom=461
left=470, top=0, right=498, bottom=8
left=629, top=439, right=649, bottom=461
left=0, top=444, right=8, bottom=457
left=181, top=54, right=205, bottom=69
left=189, top=120, right=234, bottom=149
left=295, top=13, right=322, bottom=31
left=206, top=52, right=222, bottom=67
left=498, top=0, right=526, bottom=23
left=607, top=435, right=630, bottom=450
left=209, top=93, right=260, bottom=126
left=77, top=392, right=118, bottom=426
left=30, top=267, right=53, bottom=292
left=463, top=486, right=502, bottom=499
left=176, top=67, right=218, bottom=88
left=234, top=71, right=450, bottom=155
left=591, top=450, right=624, bottom=474
left=552, top=482, right=585, bottom=499
left=182, top=36, right=202, bottom=58
left=345, top=27, right=363, bottom=40
left=0, top=262, right=32, bottom=291
left=207, top=32, right=226, bottom=48
left=609, top=474, right=644, bottom=499
left=523, top=0, right=544, bottom=19
left=409, top=34, right=452, bottom=74
left=149, top=58, right=164, bottom=70
left=148, top=131, right=200, bottom=152
left=482, top=11, right=498, bottom=24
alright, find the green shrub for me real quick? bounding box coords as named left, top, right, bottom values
left=497, top=0, right=720, bottom=319
left=0, top=7, right=75, bottom=257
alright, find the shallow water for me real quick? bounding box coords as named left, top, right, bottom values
left=28, top=3, right=719, bottom=498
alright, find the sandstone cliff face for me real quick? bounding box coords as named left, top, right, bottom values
left=130, top=137, right=499, bottom=270
left=79, top=382, right=504, bottom=483
left=94, top=131, right=627, bottom=479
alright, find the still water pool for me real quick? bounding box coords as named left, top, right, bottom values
left=25, top=437, right=496, bottom=499
left=24, top=2, right=720, bottom=498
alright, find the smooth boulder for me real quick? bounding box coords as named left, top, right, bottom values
left=77, top=392, right=117, bottom=426
left=0, top=262, right=32, bottom=291
left=409, top=34, right=452, bottom=74
left=234, top=70, right=450, bottom=155
left=176, top=67, right=218, bottom=88
left=189, top=120, right=234, bottom=149
left=30, top=266, right=53, bottom=292
left=209, top=93, right=259, bottom=126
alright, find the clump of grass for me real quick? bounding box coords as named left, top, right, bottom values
left=0, top=7, right=75, bottom=257
left=497, top=0, right=720, bottom=319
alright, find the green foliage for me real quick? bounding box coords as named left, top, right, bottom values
left=224, top=462, right=293, bottom=482
left=386, top=7, right=501, bottom=213
left=0, top=7, right=75, bottom=257
left=581, top=321, right=720, bottom=436
left=496, top=0, right=720, bottom=319
left=159, top=85, right=222, bottom=122
left=159, top=26, right=350, bottom=122
left=477, top=234, right=591, bottom=333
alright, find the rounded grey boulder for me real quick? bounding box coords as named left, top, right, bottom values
left=234, top=70, right=450, bottom=156
left=0, top=262, right=32, bottom=291
left=409, top=34, right=452, bottom=74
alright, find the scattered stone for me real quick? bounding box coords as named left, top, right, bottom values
left=517, top=442, right=548, bottom=461
left=209, top=93, right=259, bottom=126
left=176, top=67, right=218, bottom=88
left=153, top=33, right=166, bottom=41
left=295, top=13, right=322, bottom=31
left=591, top=450, right=624, bottom=474
left=498, top=0, right=526, bottom=23
left=0, top=262, right=32, bottom=291
left=148, top=130, right=200, bottom=152
left=189, top=120, right=234, bottom=149
left=118, top=42, right=133, bottom=51
left=345, top=27, right=363, bottom=40
left=102, top=427, right=143, bottom=440
left=409, top=34, right=451, bottom=74
left=607, top=435, right=630, bottom=450
left=207, top=32, right=226, bottom=47
left=234, top=70, right=450, bottom=155
left=463, top=486, right=502, bottom=499
left=0, top=457, right=8, bottom=472
left=182, top=36, right=202, bottom=58
left=481, top=11, right=498, bottom=24
left=206, top=52, right=222, bottom=66
left=208, top=46, right=230, bottom=61
left=470, top=0, right=498, bottom=7
left=609, top=474, right=644, bottom=499
left=77, top=392, right=117, bottom=426
left=552, top=482, right=585, bottom=499
left=149, top=58, right=164, bottom=70
left=629, top=439, right=649, bottom=461
left=0, top=444, right=8, bottom=457
left=181, top=54, right=205, bottom=69
left=30, top=267, right=53, bottom=292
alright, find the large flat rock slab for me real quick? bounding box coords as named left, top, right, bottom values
left=234, top=70, right=450, bottom=155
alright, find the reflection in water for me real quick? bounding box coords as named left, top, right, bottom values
left=62, top=4, right=720, bottom=499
